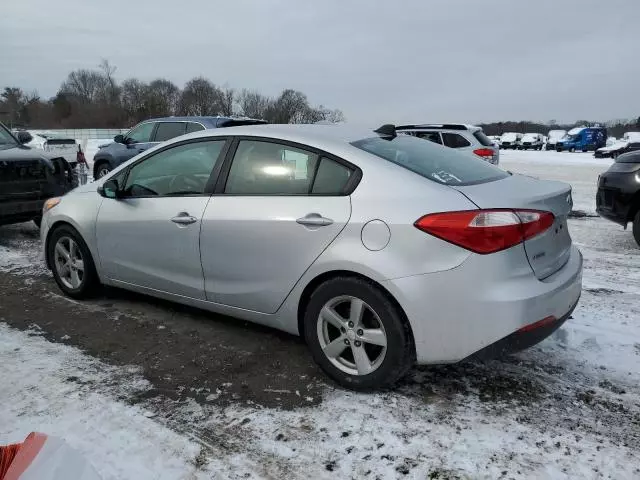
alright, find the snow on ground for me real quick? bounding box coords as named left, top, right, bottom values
left=0, top=325, right=214, bottom=479
left=1, top=149, right=640, bottom=479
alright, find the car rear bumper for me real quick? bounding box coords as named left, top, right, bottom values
left=383, top=245, right=583, bottom=364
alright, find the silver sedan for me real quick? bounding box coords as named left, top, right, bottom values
left=40, top=124, right=582, bottom=390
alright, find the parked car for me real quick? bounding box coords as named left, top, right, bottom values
left=488, top=135, right=502, bottom=147
left=499, top=132, right=522, bottom=149
left=395, top=124, right=499, bottom=164
left=545, top=130, right=567, bottom=150
left=12, top=130, right=79, bottom=166
left=594, top=140, right=640, bottom=159
left=519, top=133, right=544, bottom=150
left=92, top=116, right=266, bottom=180
left=596, top=151, right=640, bottom=246
left=0, top=123, right=77, bottom=227
left=556, top=127, right=607, bottom=152
left=41, top=123, right=582, bottom=390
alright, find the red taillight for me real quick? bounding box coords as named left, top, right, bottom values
left=473, top=148, right=494, bottom=159
left=414, top=209, right=555, bottom=254
left=518, top=316, right=557, bottom=333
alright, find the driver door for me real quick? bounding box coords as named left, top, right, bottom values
left=119, top=121, right=158, bottom=163
left=96, top=138, right=228, bottom=299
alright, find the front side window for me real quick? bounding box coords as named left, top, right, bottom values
left=126, top=122, right=155, bottom=144
left=225, top=140, right=318, bottom=194
left=352, top=135, right=508, bottom=186
left=442, top=132, right=471, bottom=148
left=124, top=140, right=225, bottom=197
left=154, top=122, right=187, bottom=142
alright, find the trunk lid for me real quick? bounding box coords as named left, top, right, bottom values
left=453, top=173, right=573, bottom=279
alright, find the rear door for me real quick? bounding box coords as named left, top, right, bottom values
left=200, top=138, right=355, bottom=313
left=153, top=121, right=188, bottom=143
left=453, top=174, right=573, bottom=279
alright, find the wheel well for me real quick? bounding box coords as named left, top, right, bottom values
left=627, top=191, right=640, bottom=222
left=92, top=159, right=109, bottom=176
left=296, top=270, right=415, bottom=347
left=44, top=221, right=75, bottom=269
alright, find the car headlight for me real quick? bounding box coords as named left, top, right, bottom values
left=43, top=197, right=61, bottom=213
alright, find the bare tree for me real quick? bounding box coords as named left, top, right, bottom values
left=121, top=78, right=149, bottom=123
left=146, top=79, right=180, bottom=117
left=219, top=87, right=235, bottom=116
left=179, top=77, right=224, bottom=116
left=237, top=89, right=272, bottom=119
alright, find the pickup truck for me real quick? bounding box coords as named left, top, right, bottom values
left=0, top=124, right=77, bottom=227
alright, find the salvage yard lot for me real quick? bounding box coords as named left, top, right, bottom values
left=1, top=150, right=639, bottom=479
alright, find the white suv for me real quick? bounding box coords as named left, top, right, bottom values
left=396, top=124, right=499, bottom=165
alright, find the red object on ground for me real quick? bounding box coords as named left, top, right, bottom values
left=0, top=433, right=46, bottom=480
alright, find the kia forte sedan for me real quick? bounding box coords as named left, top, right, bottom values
left=40, top=124, right=582, bottom=390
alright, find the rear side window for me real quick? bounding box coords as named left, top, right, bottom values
left=415, top=131, right=442, bottom=145
left=351, top=135, right=508, bottom=186
left=312, top=157, right=353, bottom=194
left=442, top=133, right=471, bottom=148
left=472, top=130, right=494, bottom=147
left=186, top=122, right=205, bottom=134
left=154, top=122, right=187, bottom=142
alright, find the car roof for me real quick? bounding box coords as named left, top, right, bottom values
left=178, top=123, right=382, bottom=145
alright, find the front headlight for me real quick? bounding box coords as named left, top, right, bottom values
left=43, top=197, right=61, bottom=213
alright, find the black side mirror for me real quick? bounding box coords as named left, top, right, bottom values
left=17, top=131, right=33, bottom=144
left=99, top=179, right=122, bottom=199
left=114, top=134, right=125, bottom=144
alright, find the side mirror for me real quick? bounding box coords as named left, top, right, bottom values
left=17, top=131, right=33, bottom=144
left=114, top=134, right=125, bottom=144
left=99, top=179, right=122, bottom=199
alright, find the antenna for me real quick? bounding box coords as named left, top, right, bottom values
left=374, top=124, right=396, bottom=139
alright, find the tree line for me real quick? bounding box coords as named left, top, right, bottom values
left=0, top=60, right=344, bottom=129
left=480, top=118, right=640, bottom=139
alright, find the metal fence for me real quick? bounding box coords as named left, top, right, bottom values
left=28, top=128, right=128, bottom=143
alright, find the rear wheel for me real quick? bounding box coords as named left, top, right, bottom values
left=48, top=225, right=100, bottom=299
left=633, top=211, right=640, bottom=247
left=303, top=277, right=415, bottom=390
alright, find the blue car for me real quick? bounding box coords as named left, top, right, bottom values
left=556, top=127, right=607, bottom=152
left=92, top=116, right=266, bottom=179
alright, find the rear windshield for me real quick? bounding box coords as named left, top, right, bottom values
left=351, top=136, right=509, bottom=186
left=473, top=130, right=494, bottom=146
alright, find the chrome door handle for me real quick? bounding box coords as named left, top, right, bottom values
left=171, top=212, right=198, bottom=225
left=296, top=213, right=333, bottom=227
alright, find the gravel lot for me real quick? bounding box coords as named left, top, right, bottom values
left=1, top=150, right=639, bottom=479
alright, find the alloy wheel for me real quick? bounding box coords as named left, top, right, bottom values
left=316, top=295, right=387, bottom=376
left=54, top=236, right=85, bottom=290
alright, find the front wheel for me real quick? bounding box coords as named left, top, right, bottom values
left=48, top=225, right=100, bottom=299
left=94, top=162, right=112, bottom=180
left=303, top=277, right=415, bottom=390
left=633, top=211, right=640, bottom=247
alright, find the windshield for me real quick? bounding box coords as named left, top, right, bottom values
left=0, top=124, right=18, bottom=146
left=351, top=135, right=508, bottom=186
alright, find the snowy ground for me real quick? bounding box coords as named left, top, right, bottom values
left=1, top=149, right=639, bottom=479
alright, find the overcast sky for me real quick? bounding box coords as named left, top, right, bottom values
left=1, top=0, right=638, bottom=124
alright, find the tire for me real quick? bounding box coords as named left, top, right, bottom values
left=47, top=224, right=100, bottom=299
left=633, top=211, right=640, bottom=248
left=303, top=277, right=415, bottom=390
left=94, top=162, right=112, bottom=180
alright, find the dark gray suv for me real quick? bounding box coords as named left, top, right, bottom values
left=92, top=116, right=266, bottom=179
